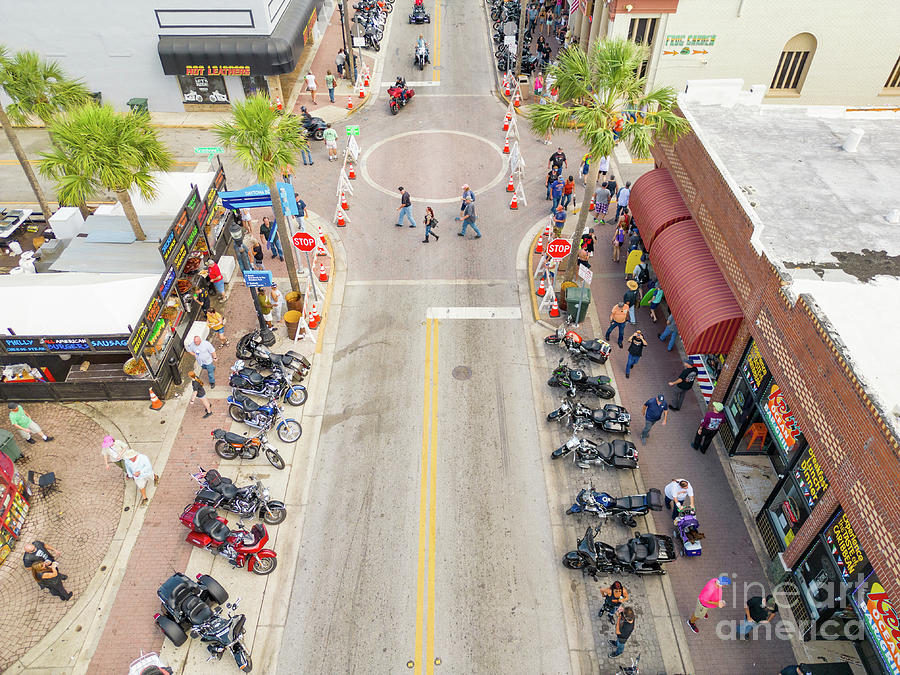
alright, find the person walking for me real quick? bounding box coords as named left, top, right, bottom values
left=8, top=403, right=53, bottom=444
left=692, top=401, right=726, bottom=453
left=100, top=435, right=128, bottom=473
left=580, top=153, right=590, bottom=186
left=597, top=154, right=610, bottom=178
left=123, top=448, right=158, bottom=506
left=205, top=309, right=229, bottom=347
left=658, top=313, right=679, bottom=351
left=647, top=283, right=664, bottom=322
left=599, top=580, right=629, bottom=623
left=189, top=371, right=213, bottom=418
left=604, top=302, right=629, bottom=348
left=259, top=217, right=285, bottom=261
left=533, top=72, right=544, bottom=101
left=22, top=540, right=60, bottom=569
left=688, top=576, right=731, bottom=634
left=423, top=207, right=440, bottom=243
left=205, top=259, right=225, bottom=295
left=545, top=167, right=558, bottom=200
left=577, top=246, right=590, bottom=268
left=31, top=561, right=72, bottom=601
left=738, top=594, right=778, bottom=639
left=270, top=282, right=286, bottom=323
left=527, top=3, right=538, bottom=33
left=551, top=204, right=567, bottom=237
left=304, top=71, right=318, bottom=104
left=186, top=335, right=217, bottom=388
left=640, top=394, right=668, bottom=445
left=299, top=128, right=314, bottom=165
left=396, top=187, right=417, bottom=228
left=538, top=7, right=548, bottom=35
left=614, top=181, right=631, bottom=222
left=664, top=478, right=695, bottom=518
left=668, top=360, right=698, bottom=410
left=624, top=330, right=647, bottom=379
left=580, top=228, right=595, bottom=254
left=550, top=175, right=564, bottom=213
left=325, top=70, right=336, bottom=103
left=593, top=181, right=611, bottom=223
left=257, top=289, right=274, bottom=329
left=458, top=197, right=482, bottom=238
left=250, top=237, right=265, bottom=270
left=456, top=184, right=475, bottom=221
left=606, top=174, right=618, bottom=205
left=612, top=223, right=626, bottom=262
left=335, top=49, right=347, bottom=79
left=608, top=607, right=635, bottom=658
left=548, top=146, right=567, bottom=172
left=562, top=175, right=576, bottom=209
left=623, top=280, right=640, bottom=324
left=323, top=123, right=339, bottom=161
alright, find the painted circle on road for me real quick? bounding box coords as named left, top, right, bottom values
left=361, top=130, right=508, bottom=203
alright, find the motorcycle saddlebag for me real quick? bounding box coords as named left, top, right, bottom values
left=646, top=488, right=664, bottom=511
left=611, top=439, right=638, bottom=468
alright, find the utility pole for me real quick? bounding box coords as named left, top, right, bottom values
left=515, top=0, right=528, bottom=77
left=340, top=0, right=357, bottom=82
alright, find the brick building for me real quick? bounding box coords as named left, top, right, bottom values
left=627, top=90, right=900, bottom=673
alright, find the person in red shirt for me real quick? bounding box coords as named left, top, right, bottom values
left=206, top=259, right=224, bottom=295
left=562, top=175, right=576, bottom=210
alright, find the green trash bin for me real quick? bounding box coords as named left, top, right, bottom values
left=0, top=429, right=22, bottom=462
left=127, top=97, right=148, bottom=114
left=566, top=286, right=591, bottom=324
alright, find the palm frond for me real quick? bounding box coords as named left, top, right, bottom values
left=0, top=50, right=91, bottom=125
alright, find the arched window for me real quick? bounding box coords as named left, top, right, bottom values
left=770, top=33, right=817, bottom=92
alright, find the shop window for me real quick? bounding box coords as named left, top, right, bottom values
left=627, top=17, right=658, bottom=79
left=766, top=479, right=811, bottom=548
left=770, top=33, right=816, bottom=93
left=883, top=55, right=900, bottom=92
left=178, top=75, right=230, bottom=105
left=241, top=76, right=270, bottom=98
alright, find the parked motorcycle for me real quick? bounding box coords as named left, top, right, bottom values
left=550, top=434, right=639, bottom=470
left=299, top=106, right=327, bottom=141
left=388, top=78, right=415, bottom=114
left=226, top=392, right=302, bottom=444
left=191, top=467, right=287, bottom=525
left=545, top=325, right=611, bottom=364
left=566, top=486, right=663, bottom=527
left=414, top=43, right=429, bottom=70
left=548, top=359, right=616, bottom=398
left=236, top=330, right=310, bottom=381
left=547, top=399, right=630, bottom=434
left=211, top=428, right=287, bottom=470
left=229, top=360, right=307, bottom=406
left=563, top=526, right=677, bottom=576
left=180, top=503, right=278, bottom=575
left=154, top=572, right=252, bottom=671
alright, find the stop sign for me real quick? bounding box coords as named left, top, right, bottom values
left=292, top=232, right=316, bottom=251
left=547, top=238, right=572, bottom=259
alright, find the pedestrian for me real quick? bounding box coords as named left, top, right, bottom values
left=623, top=279, right=640, bottom=324
left=554, top=0, right=563, bottom=19
left=593, top=181, right=611, bottom=222
left=612, top=223, right=625, bottom=262
left=606, top=174, right=618, bottom=203
left=627, top=225, right=642, bottom=252
left=259, top=217, right=285, bottom=261
left=544, top=9, right=554, bottom=36
left=545, top=167, right=558, bottom=200
left=325, top=69, right=336, bottom=103
left=527, top=2, right=538, bottom=32
left=608, top=606, right=635, bottom=658
left=580, top=227, right=595, bottom=254
left=257, top=289, right=274, bottom=328
left=205, top=259, right=225, bottom=295
left=614, top=181, right=631, bottom=222
left=188, top=371, right=213, bottom=418
left=100, top=435, right=128, bottom=473
left=577, top=245, right=590, bottom=268
left=692, top=401, right=726, bottom=453
left=295, top=194, right=308, bottom=229
left=688, top=576, right=731, bottom=634
left=668, top=360, right=698, bottom=410
left=304, top=71, right=318, bottom=104
left=193, top=283, right=211, bottom=313
left=241, top=208, right=253, bottom=233
left=640, top=394, right=668, bottom=445
left=395, top=186, right=417, bottom=228
left=456, top=184, right=475, bottom=221
left=458, top=197, right=482, bottom=238
left=22, top=540, right=60, bottom=568
left=647, top=283, right=664, bottom=322
left=31, top=561, right=72, bottom=601
left=205, top=309, right=229, bottom=347
left=624, top=329, right=647, bottom=378
left=580, top=154, right=590, bottom=186
left=323, top=122, right=339, bottom=161
left=658, top=313, right=679, bottom=351
left=562, top=175, right=576, bottom=209
left=739, top=594, right=778, bottom=639
left=548, top=146, right=567, bottom=172
left=551, top=204, right=566, bottom=237
left=300, top=129, right=314, bottom=165
left=599, top=580, right=629, bottom=623
left=604, top=302, right=629, bottom=348
left=664, top=478, right=695, bottom=518
left=270, top=282, right=286, bottom=323
left=550, top=175, right=564, bottom=212
left=7, top=403, right=52, bottom=444
left=423, top=206, right=440, bottom=243
left=533, top=72, right=544, bottom=101
left=281, top=163, right=294, bottom=185
left=335, top=49, right=347, bottom=79
left=538, top=7, right=548, bottom=35
left=597, top=154, right=610, bottom=177
left=186, top=335, right=217, bottom=388
left=123, top=447, right=158, bottom=506
left=251, top=237, right=265, bottom=269
left=632, top=258, right=650, bottom=289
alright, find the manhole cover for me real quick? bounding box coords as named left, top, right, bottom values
left=452, top=366, right=472, bottom=380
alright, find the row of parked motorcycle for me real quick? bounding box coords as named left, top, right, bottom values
left=151, top=331, right=315, bottom=670
left=490, top=0, right=543, bottom=74
left=543, top=324, right=701, bottom=580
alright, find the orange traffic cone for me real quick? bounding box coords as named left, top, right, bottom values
left=337, top=210, right=346, bottom=227
left=534, top=234, right=543, bottom=254
left=341, top=192, right=349, bottom=210
left=348, top=163, right=357, bottom=179
left=544, top=223, right=552, bottom=238
left=509, top=193, right=518, bottom=210
left=589, top=197, right=596, bottom=212
left=503, top=138, right=510, bottom=154
left=506, top=175, right=515, bottom=192
left=319, top=260, right=329, bottom=282
left=549, top=296, right=560, bottom=317
left=536, top=277, right=546, bottom=297
left=503, top=117, right=510, bottom=132
left=149, top=387, right=164, bottom=410
left=505, top=110, right=512, bottom=121
left=513, top=91, right=521, bottom=107
left=504, top=82, right=511, bottom=97
left=364, top=73, right=370, bottom=87
left=359, top=85, right=366, bottom=99
left=347, top=96, right=354, bottom=110
left=307, top=301, right=320, bottom=329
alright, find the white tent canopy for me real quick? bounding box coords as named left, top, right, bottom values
left=106, top=171, right=215, bottom=217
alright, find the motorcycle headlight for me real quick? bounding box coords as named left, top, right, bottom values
left=263, top=488, right=270, bottom=499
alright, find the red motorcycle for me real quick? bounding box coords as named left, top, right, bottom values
left=388, top=78, right=415, bottom=115
left=545, top=324, right=611, bottom=364
left=180, top=502, right=278, bottom=575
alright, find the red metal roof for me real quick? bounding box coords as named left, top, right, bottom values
left=649, top=220, right=743, bottom=355
left=629, top=168, right=693, bottom=251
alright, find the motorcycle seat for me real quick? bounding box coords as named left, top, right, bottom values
left=633, top=534, right=659, bottom=563
left=604, top=403, right=627, bottom=414
left=591, top=410, right=610, bottom=424
left=594, top=442, right=613, bottom=460
left=221, top=431, right=248, bottom=446
left=193, top=505, right=231, bottom=543
left=182, top=594, right=214, bottom=625
left=616, top=495, right=645, bottom=511
left=238, top=368, right=265, bottom=386
left=196, top=488, right=223, bottom=504
left=232, top=392, right=260, bottom=412
left=163, top=578, right=194, bottom=609
left=611, top=439, right=635, bottom=458
left=214, top=482, right=239, bottom=500
left=582, top=340, right=606, bottom=353
left=615, top=542, right=636, bottom=564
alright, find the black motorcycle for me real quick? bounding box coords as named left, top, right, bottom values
left=548, top=359, right=616, bottom=399
left=299, top=107, right=327, bottom=141
left=547, top=399, right=630, bottom=434
left=212, top=428, right=287, bottom=470
left=192, top=467, right=287, bottom=525
left=154, top=572, right=252, bottom=671
left=229, top=360, right=307, bottom=406
left=551, top=434, right=638, bottom=470
left=563, top=527, right=677, bottom=576
left=566, top=486, right=663, bottom=527
left=236, top=331, right=310, bottom=381
left=545, top=325, right=611, bottom=364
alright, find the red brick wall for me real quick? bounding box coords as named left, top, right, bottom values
left=650, top=118, right=900, bottom=600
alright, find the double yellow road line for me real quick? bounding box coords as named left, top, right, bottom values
left=414, top=318, right=439, bottom=673
left=432, top=0, right=442, bottom=83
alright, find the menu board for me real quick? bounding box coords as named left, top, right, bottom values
left=159, top=188, right=201, bottom=265
left=793, top=447, right=829, bottom=509
left=1, top=337, right=45, bottom=353
left=0, top=335, right=130, bottom=354
left=740, top=340, right=769, bottom=395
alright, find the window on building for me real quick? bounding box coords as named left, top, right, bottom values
left=628, top=18, right=658, bottom=79
left=884, top=55, right=900, bottom=90
left=770, top=33, right=817, bottom=93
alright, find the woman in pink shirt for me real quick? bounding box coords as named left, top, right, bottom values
left=688, top=576, right=730, bottom=634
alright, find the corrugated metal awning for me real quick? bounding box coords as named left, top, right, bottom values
left=629, top=168, right=692, bottom=251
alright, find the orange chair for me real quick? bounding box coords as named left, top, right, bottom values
left=745, top=423, right=768, bottom=451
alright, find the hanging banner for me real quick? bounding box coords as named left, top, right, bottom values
left=761, top=382, right=803, bottom=454
left=824, top=511, right=871, bottom=586
left=219, top=182, right=298, bottom=215
left=793, top=447, right=829, bottom=509
left=740, top=340, right=769, bottom=395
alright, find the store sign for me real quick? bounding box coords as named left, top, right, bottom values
left=160, top=188, right=201, bottom=264
left=128, top=320, right=150, bottom=354
left=825, top=512, right=870, bottom=584
left=1, top=337, right=45, bottom=353
left=89, top=337, right=130, bottom=351
left=740, top=340, right=768, bottom=394
left=242, top=270, right=273, bottom=287
left=762, top=382, right=802, bottom=454
left=663, top=34, right=716, bottom=55
left=794, top=447, right=829, bottom=509
left=44, top=337, right=90, bottom=352
left=185, top=66, right=250, bottom=77
left=855, top=577, right=900, bottom=674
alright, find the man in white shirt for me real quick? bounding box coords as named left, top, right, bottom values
left=664, top=478, right=695, bottom=518
left=186, top=335, right=218, bottom=388
left=614, top=181, right=632, bottom=222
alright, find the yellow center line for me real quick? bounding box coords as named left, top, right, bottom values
left=414, top=319, right=432, bottom=674
left=427, top=319, right=438, bottom=673
left=432, top=0, right=441, bottom=83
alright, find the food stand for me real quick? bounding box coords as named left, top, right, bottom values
left=0, top=451, right=29, bottom=566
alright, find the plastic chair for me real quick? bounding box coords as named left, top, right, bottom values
left=745, top=423, right=768, bottom=452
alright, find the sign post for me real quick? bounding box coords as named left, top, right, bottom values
left=292, top=232, right=319, bottom=304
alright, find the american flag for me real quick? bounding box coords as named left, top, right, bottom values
left=569, top=0, right=581, bottom=13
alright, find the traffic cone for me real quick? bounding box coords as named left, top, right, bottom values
left=504, top=82, right=511, bottom=97
left=513, top=91, right=521, bottom=107
left=503, top=117, right=510, bottom=132
left=319, top=260, right=329, bottom=282
left=359, top=84, right=366, bottom=99
left=341, top=191, right=349, bottom=210
left=337, top=210, right=346, bottom=227
left=544, top=223, right=552, bottom=239
left=589, top=197, right=596, bottom=212
left=316, top=241, right=327, bottom=257
left=308, top=301, right=320, bottom=329
left=549, top=296, right=560, bottom=317
left=534, top=234, right=543, bottom=254
left=536, top=277, right=546, bottom=297
left=149, top=387, right=164, bottom=410
left=364, top=72, right=370, bottom=87
left=506, top=175, right=515, bottom=192
left=503, top=138, right=510, bottom=154
left=347, top=96, right=354, bottom=110
left=509, top=193, right=518, bottom=209
left=348, top=163, right=357, bottom=179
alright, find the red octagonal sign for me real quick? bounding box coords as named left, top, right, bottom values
left=292, top=232, right=316, bottom=252
left=547, top=238, right=572, bottom=259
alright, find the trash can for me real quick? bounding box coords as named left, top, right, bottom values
left=127, top=97, right=149, bottom=114
left=0, top=429, right=22, bottom=462
left=566, top=286, right=591, bottom=324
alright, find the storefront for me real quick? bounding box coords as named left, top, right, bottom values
left=0, top=452, right=29, bottom=566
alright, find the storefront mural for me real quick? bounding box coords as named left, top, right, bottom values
left=762, top=382, right=802, bottom=454
left=177, top=75, right=229, bottom=105
left=740, top=341, right=768, bottom=394
left=856, top=577, right=900, bottom=674
left=794, top=447, right=829, bottom=509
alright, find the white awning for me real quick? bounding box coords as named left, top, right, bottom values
left=106, top=170, right=215, bottom=217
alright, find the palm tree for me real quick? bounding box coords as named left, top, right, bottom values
left=529, top=38, right=690, bottom=282
left=214, top=94, right=309, bottom=293
left=38, top=104, right=174, bottom=240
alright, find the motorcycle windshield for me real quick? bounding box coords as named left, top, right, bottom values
left=577, top=528, right=597, bottom=561
left=231, top=614, right=246, bottom=642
